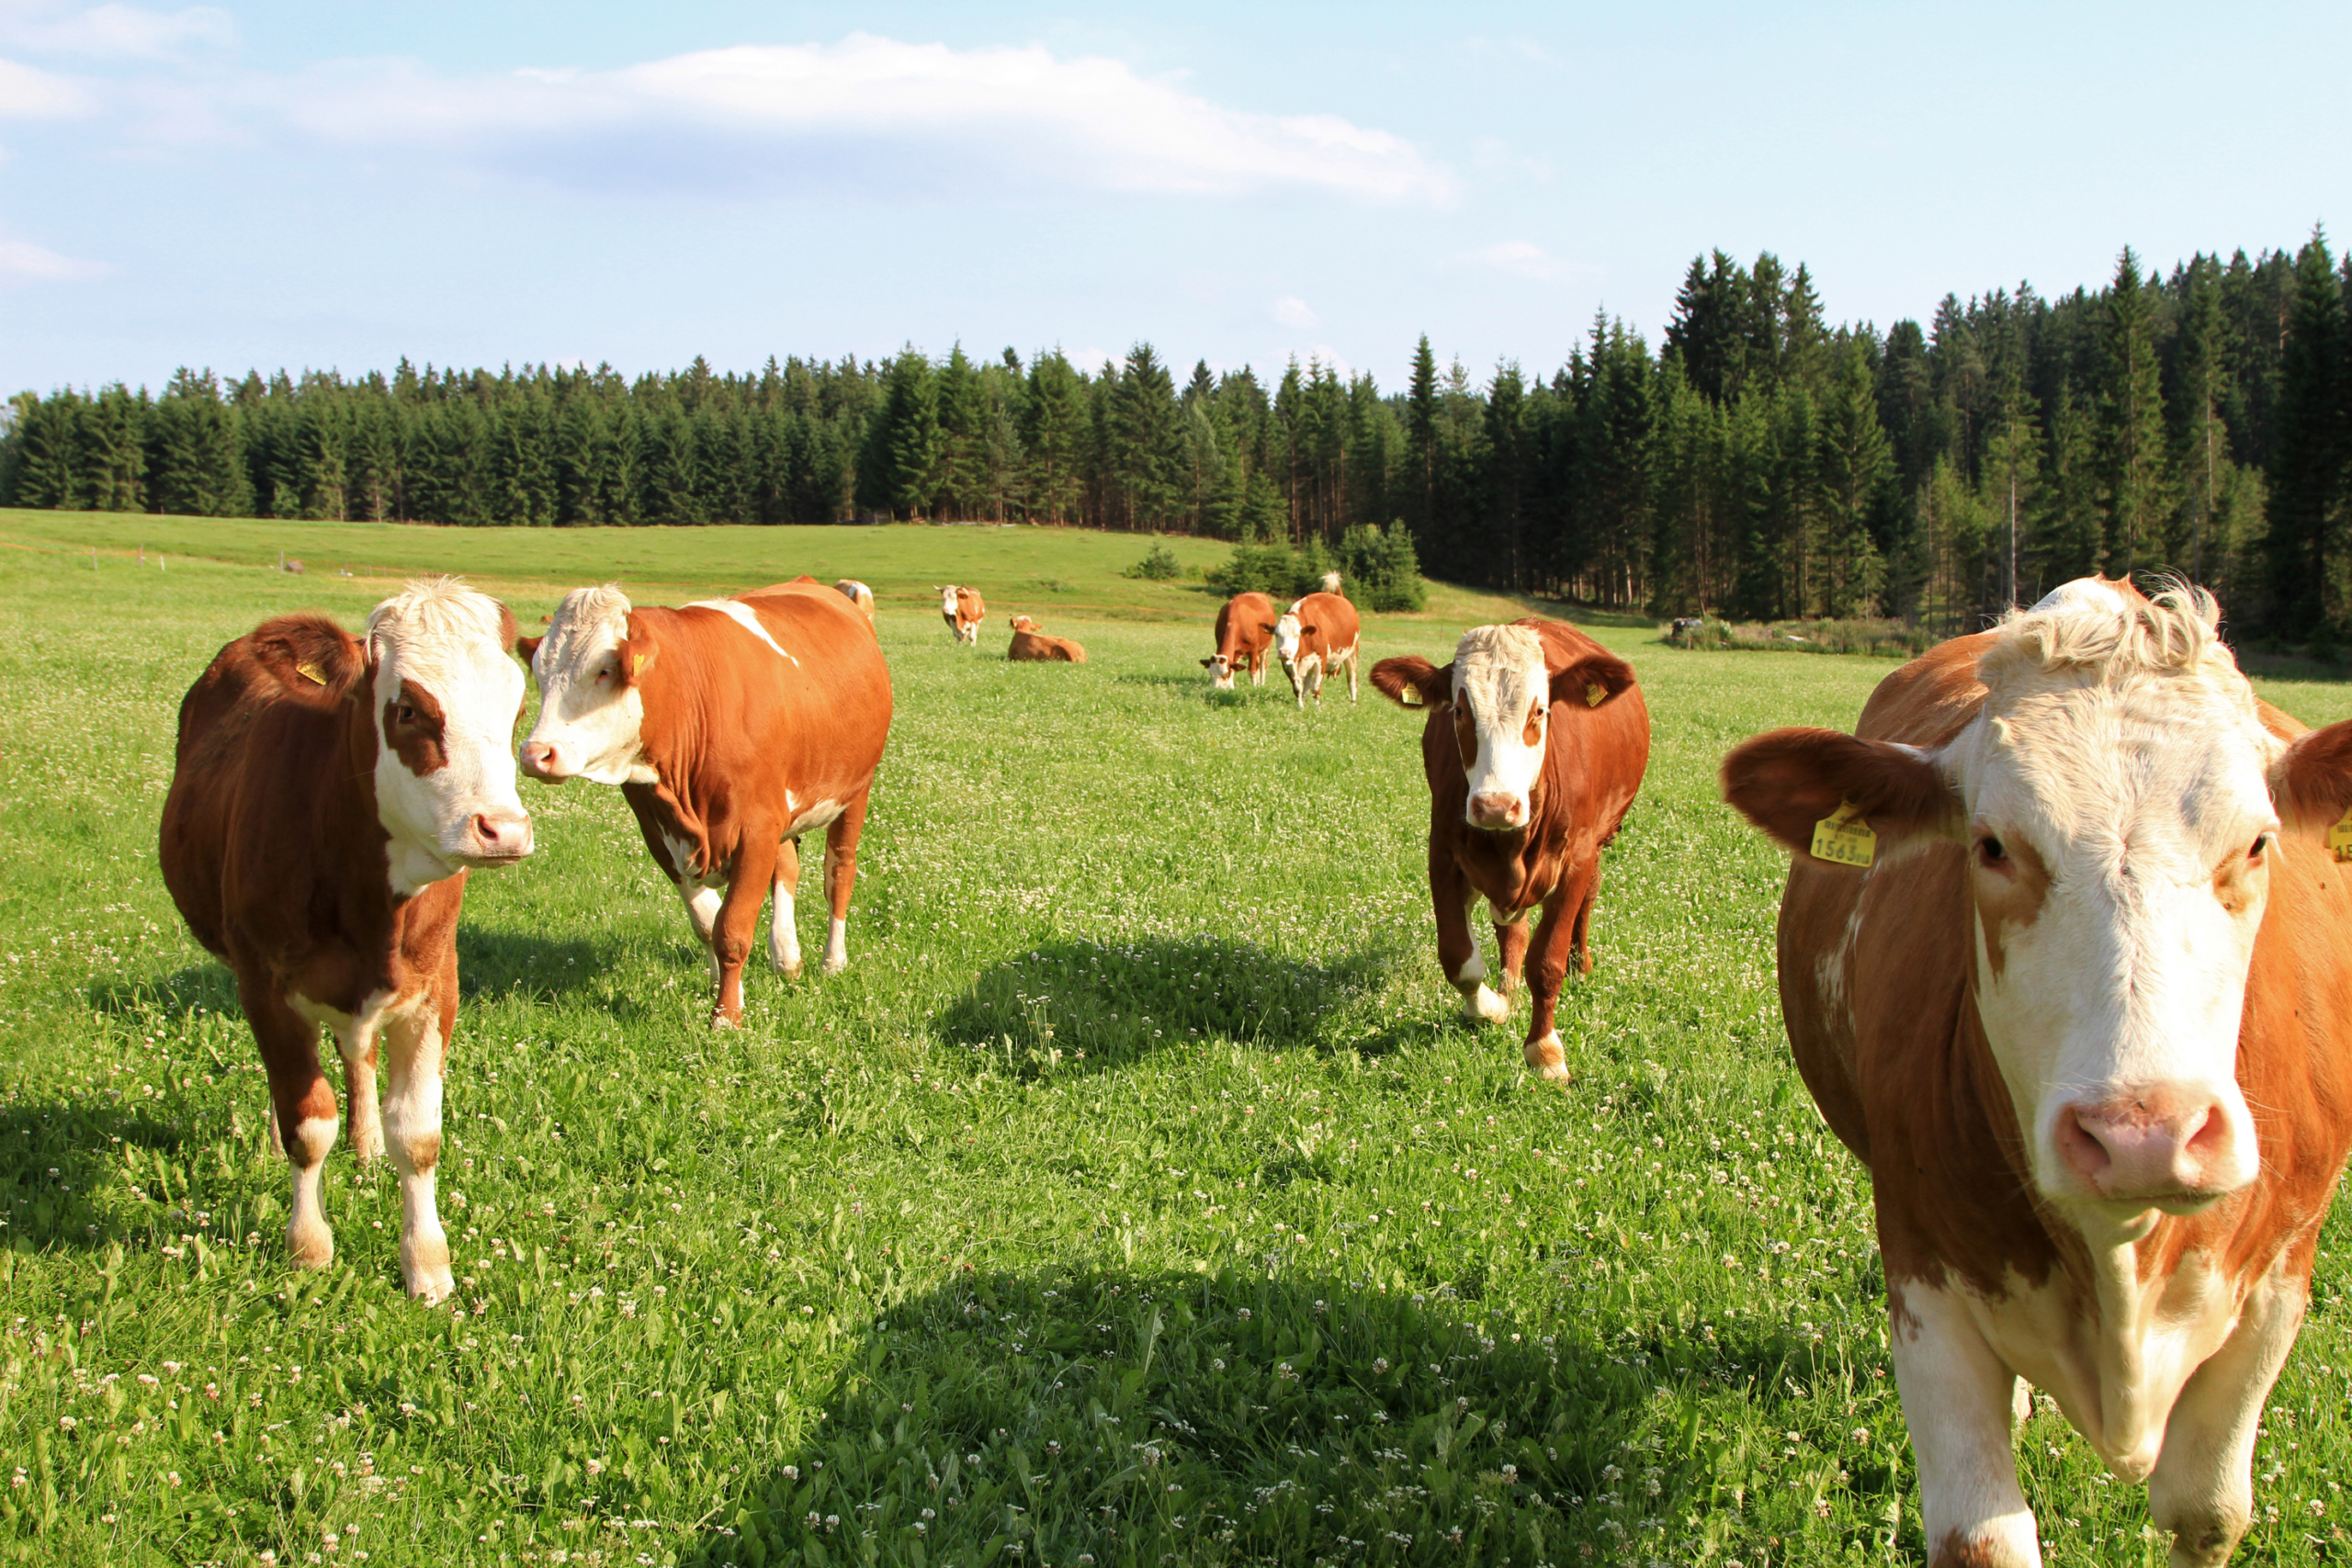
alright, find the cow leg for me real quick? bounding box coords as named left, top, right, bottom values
left=1432, top=849, right=1507, bottom=1024
left=769, top=837, right=804, bottom=979
left=1520, top=898, right=1577, bottom=1083
left=820, top=793, right=872, bottom=976
left=1889, top=1280, right=2042, bottom=1567
left=2146, top=1277, right=2305, bottom=1566
left=1307, top=657, right=1325, bottom=705
left=1345, top=642, right=1360, bottom=702
left=245, top=979, right=338, bottom=1270
left=1250, top=651, right=1265, bottom=687
left=380, top=970, right=455, bottom=1303
left=336, top=1023, right=384, bottom=1168
left=709, top=840, right=778, bottom=1028
left=1567, top=863, right=1603, bottom=974
left=1492, top=909, right=1530, bottom=998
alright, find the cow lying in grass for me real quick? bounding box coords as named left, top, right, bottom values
left=1008, top=615, right=1086, bottom=662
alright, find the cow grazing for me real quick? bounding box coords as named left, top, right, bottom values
left=159, top=581, right=532, bottom=1303
left=517, top=580, right=892, bottom=1027
left=1202, top=591, right=1277, bottom=689
left=834, top=579, right=876, bottom=624
left=936, top=585, right=985, bottom=645
left=1272, top=591, right=1362, bottom=707
left=1007, top=615, right=1086, bottom=662
left=1370, top=619, right=1648, bottom=1080
left=1720, top=578, right=2352, bottom=1566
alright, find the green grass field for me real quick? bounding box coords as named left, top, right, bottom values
left=1, top=512, right=2348, bottom=1568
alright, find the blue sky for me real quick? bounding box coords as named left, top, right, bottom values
left=2, top=1, right=2345, bottom=394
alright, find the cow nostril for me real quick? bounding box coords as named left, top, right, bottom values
left=2056, top=1107, right=2113, bottom=1179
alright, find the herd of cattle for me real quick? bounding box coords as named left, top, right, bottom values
left=150, top=568, right=2352, bottom=1565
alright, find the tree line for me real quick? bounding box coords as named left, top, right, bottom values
left=3, top=229, right=2347, bottom=638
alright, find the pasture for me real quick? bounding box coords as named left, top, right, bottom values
left=1, top=513, right=2349, bottom=1567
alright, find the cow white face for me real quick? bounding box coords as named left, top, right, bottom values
left=939, top=586, right=961, bottom=619
left=1449, top=625, right=1550, bottom=831
left=366, top=581, right=532, bottom=894
left=519, top=585, right=650, bottom=787
left=1950, top=584, right=2276, bottom=1222
left=1203, top=653, right=1237, bottom=689
left=1272, top=611, right=1306, bottom=665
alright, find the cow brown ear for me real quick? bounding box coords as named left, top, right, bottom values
left=2272, top=719, right=2352, bottom=837
left=1372, top=656, right=1452, bottom=709
left=1721, top=727, right=1960, bottom=861
left=1550, top=648, right=1637, bottom=710
left=615, top=616, right=660, bottom=686
left=251, top=615, right=366, bottom=699
left=1259, top=621, right=1279, bottom=635
left=514, top=633, right=543, bottom=663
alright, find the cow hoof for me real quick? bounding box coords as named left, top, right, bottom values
left=1523, top=1031, right=1570, bottom=1083
left=820, top=955, right=848, bottom=977
left=773, top=955, right=804, bottom=980
left=405, top=1266, right=457, bottom=1306
left=1461, top=985, right=1509, bottom=1024
left=710, top=1010, right=743, bottom=1031
left=286, top=1223, right=334, bottom=1270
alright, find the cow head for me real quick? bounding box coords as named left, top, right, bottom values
left=364, top=580, right=533, bottom=892
left=1202, top=651, right=1240, bottom=688
left=518, top=584, right=655, bottom=787
left=1011, top=615, right=1041, bottom=633
left=937, top=586, right=962, bottom=619
left=1373, top=625, right=1634, bottom=832
left=1724, top=579, right=2352, bottom=1224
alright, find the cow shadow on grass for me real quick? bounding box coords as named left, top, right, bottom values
left=455, top=926, right=613, bottom=1000
left=674, top=1264, right=1848, bottom=1568
left=933, top=936, right=1396, bottom=1078
left=0, top=1101, right=187, bottom=1253
left=87, top=964, right=240, bottom=1022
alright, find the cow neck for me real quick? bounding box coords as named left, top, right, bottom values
left=300, top=682, right=417, bottom=1002
left=626, top=615, right=717, bottom=874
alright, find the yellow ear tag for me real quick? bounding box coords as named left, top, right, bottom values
left=2328, top=806, right=2352, bottom=864
left=295, top=660, right=327, bottom=686
left=1586, top=682, right=1606, bottom=707
left=1810, top=800, right=1877, bottom=868
left=1401, top=685, right=1424, bottom=706
left=632, top=647, right=657, bottom=677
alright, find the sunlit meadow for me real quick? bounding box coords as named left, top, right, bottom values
left=3, top=513, right=2350, bottom=1566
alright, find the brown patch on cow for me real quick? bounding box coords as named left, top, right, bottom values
left=1453, top=703, right=1477, bottom=768
left=1971, top=832, right=2049, bottom=983
left=514, top=632, right=543, bottom=662
left=383, top=681, right=449, bottom=776
left=1929, top=1527, right=2017, bottom=1567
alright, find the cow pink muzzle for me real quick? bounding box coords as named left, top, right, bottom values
left=1467, top=791, right=1530, bottom=831
left=464, top=809, right=534, bottom=863
left=2053, top=1086, right=2248, bottom=1206
left=519, top=740, right=572, bottom=783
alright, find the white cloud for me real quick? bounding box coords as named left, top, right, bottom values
left=1271, top=295, right=1320, bottom=329
left=276, top=35, right=1453, bottom=204
left=0, top=3, right=232, bottom=59
left=0, top=233, right=108, bottom=280
left=1460, top=239, right=1558, bottom=281
left=0, top=54, right=93, bottom=116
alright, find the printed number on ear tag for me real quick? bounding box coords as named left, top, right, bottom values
left=1400, top=684, right=1424, bottom=706
left=1586, top=683, right=1606, bottom=707
left=295, top=660, right=327, bottom=686
left=2329, top=807, right=2352, bottom=864
left=1810, top=800, right=1876, bottom=869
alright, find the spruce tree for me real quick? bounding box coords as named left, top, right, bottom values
left=2095, top=248, right=2172, bottom=578
left=2267, top=229, right=2350, bottom=639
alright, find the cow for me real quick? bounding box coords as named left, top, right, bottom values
left=1202, top=591, right=1277, bottom=689
left=1370, top=619, right=1648, bottom=1081
left=1007, top=615, right=1086, bottom=663
left=1273, top=591, right=1363, bottom=707
left=516, top=580, right=891, bottom=1028
left=834, top=579, right=876, bottom=624
left=1719, top=577, right=2352, bottom=1567
left=158, top=580, right=532, bottom=1303
left=936, top=585, right=985, bottom=645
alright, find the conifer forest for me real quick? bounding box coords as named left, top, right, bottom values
left=6, top=234, right=2351, bottom=640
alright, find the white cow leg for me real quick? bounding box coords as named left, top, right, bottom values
left=769, top=839, right=804, bottom=978
left=1889, top=1281, right=2042, bottom=1567
left=2148, top=1277, right=2305, bottom=1566
left=681, top=880, right=723, bottom=987
left=820, top=844, right=852, bottom=976
left=1346, top=645, right=1359, bottom=702
left=335, top=1027, right=383, bottom=1168
left=380, top=1008, right=453, bottom=1303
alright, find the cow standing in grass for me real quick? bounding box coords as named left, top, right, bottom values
left=937, top=585, right=985, bottom=645
left=1372, top=620, right=1648, bottom=1082
left=1007, top=615, right=1086, bottom=662
left=1273, top=591, right=1361, bottom=707
left=518, top=580, right=891, bottom=1027
left=1203, top=591, right=1277, bottom=689
left=160, top=581, right=532, bottom=1302
left=1722, top=578, right=2352, bottom=1566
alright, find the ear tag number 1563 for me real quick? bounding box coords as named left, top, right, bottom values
left=2329, top=807, right=2352, bottom=864
left=1811, top=800, right=1877, bottom=868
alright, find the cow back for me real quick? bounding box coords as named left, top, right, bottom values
left=1291, top=592, right=1359, bottom=658
left=1215, top=592, right=1278, bottom=659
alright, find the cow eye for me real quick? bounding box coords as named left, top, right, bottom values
left=393, top=704, right=417, bottom=726
left=1976, top=835, right=2006, bottom=866
left=2250, top=832, right=2272, bottom=861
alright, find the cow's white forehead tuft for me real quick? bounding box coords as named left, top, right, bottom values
left=1452, top=624, right=1546, bottom=714
left=541, top=583, right=633, bottom=663
left=367, top=577, right=508, bottom=681
left=1977, top=581, right=2240, bottom=696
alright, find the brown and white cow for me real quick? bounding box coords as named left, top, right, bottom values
left=517, top=580, right=891, bottom=1027
left=1272, top=591, right=1362, bottom=707
left=834, top=579, right=876, bottom=625
left=1722, top=578, right=2352, bottom=1567
left=936, top=585, right=985, bottom=645
left=1007, top=615, right=1086, bottom=662
left=1371, top=619, right=1648, bottom=1080
left=159, top=581, right=532, bottom=1302
left=1202, top=591, right=1277, bottom=689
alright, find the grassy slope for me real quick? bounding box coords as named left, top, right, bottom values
left=0, top=517, right=2346, bottom=1567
